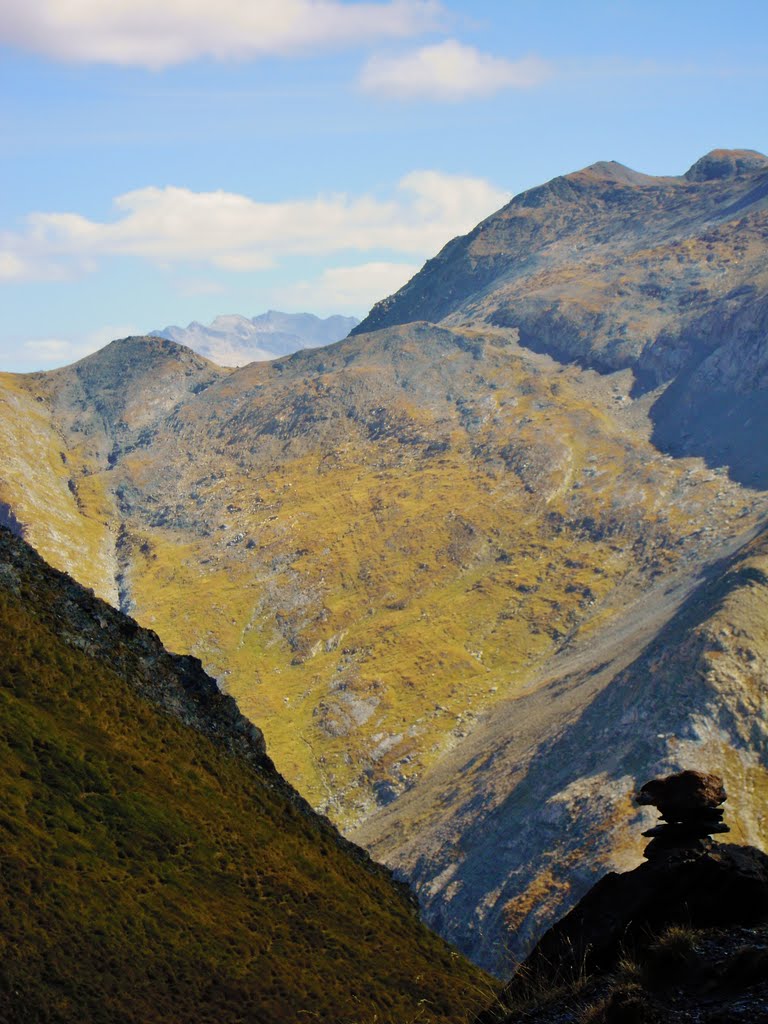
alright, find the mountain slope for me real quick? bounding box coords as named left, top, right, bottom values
left=0, top=337, right=229, bottom=605
left=354, top=149, right=768, bottom=486
left=354, top=518, right=768, bottom=974
left=2, top=325, right=760, bottom=830
left=0, top=525, right=491, bottom=1023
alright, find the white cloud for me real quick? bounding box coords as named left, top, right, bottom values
left=22, top=338, right=76, bottom=360
left=285, top=260, right=421, bottom=313
left=0, top=0, right=441, bottom=68
left=0, top=172, right=509, bottom=282
left=361, top=39, right=551, bottom=99
left=176, top=278, right=228, bottom=297
left=0, top=252, right=28, bottom=279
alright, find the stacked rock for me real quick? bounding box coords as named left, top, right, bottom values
left=635, top=769, right=729, bottom=858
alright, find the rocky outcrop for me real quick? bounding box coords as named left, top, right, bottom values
left=478, top=772, right=768, bottom=1023
left=638, top=769, right=729, bottom=852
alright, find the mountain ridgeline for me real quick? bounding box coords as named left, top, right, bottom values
left=355, top=148, right=768, bottom=486
left=3, top=149, right=768, bottom=977
left=153, top=310, right=360, bottom=367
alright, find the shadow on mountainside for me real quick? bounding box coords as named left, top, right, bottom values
left=649, top=373, right=768, bottom=490
left=475, top=767, right=768, bottom=1023
left=429, top=525, right=768, bottom=975
left=632, top=290, right=768, bottom=489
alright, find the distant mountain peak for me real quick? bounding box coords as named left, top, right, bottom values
left=152, top=310, right=360, bottom=366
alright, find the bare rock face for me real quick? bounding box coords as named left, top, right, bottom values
left=636, top=770, right=730, bottom=854
left=636, top=769, right=727, bottom=819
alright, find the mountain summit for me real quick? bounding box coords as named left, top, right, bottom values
left=683, top=147, right=768, bottom=181
left=353, top=148, right=768, bottom=485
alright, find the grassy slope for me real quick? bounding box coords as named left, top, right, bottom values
left=111, top=328, right=759, bottom=823
left=0, top=371, right=117, bottom=602
left=0, top=529, right=493, bottom=1023
left=0, top=328, right=761, bottom=832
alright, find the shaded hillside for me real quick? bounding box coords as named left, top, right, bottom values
left=354, top=149, right=768, bottom=486
left=0, top=526, right=492, bottom=1023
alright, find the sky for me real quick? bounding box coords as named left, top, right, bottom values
left=1, top=0, right=767, bottom=372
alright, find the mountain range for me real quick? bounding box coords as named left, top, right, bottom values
left=2, top=148, right=768, bottom=977
left=152, top=310, right=359, bottom=366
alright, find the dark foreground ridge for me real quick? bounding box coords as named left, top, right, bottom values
left=478, top=771, right=768, bottom=1023
left=0, top=525, right=492, bottom=1023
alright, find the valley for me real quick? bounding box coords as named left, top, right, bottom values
left=3, top=149, right=768, bottom=974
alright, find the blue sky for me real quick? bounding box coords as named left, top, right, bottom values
left=1, top=0, right=767, bottom=371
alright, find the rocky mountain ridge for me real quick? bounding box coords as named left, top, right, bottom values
left=355, top=148, right=768, bottom=486
left=153, top=310, right=359, bottom=366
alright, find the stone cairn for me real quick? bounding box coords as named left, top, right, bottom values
left=635, top=769, right=729, bottom=858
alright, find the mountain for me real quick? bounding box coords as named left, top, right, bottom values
left=153, top=310, right=359, bottom=366
left=0, top=525, right=491, bottom=1023
left=2, top=150, right=768, bottom=978
left=354, top=520, right=768, bottom=972
left=354, top=149, right=768, bottom=487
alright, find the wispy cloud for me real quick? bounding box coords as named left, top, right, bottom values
left=0, top=0, right=441, bottom=68
left=283, top=261, right=421, bottom=313
left=361, top=39, right=551, bottom=100
left=0, top=172, right=509, bottom=282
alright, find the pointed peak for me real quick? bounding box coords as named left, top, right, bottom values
left=569, top=160, right=658, bottom=186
